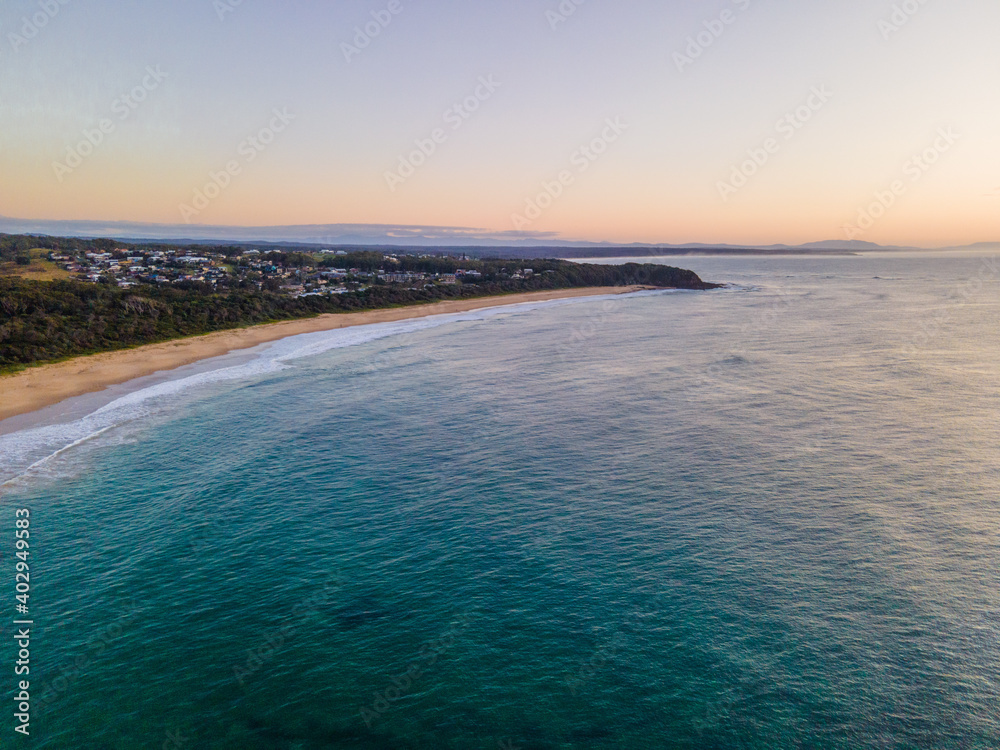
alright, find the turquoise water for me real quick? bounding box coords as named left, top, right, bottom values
left=2, top=254, right=1000, bottom=748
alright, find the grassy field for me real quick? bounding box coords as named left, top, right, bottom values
left=0, top=247, right=72, bottom=281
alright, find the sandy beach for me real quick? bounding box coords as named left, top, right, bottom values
left=0, top=286, right=649, bottom=423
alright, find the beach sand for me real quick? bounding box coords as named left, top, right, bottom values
left=0, top=286, right=650, bottom=422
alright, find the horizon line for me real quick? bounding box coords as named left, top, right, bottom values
left=1, top=215, right=997, bottom=251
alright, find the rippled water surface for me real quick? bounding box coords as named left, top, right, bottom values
left=2, top=254, right=999, bottom=748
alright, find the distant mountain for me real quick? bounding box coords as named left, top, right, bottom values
left=0, top=215, right=985, bottom=257
left=943, top=241, right=1000, bottom=251
left=797, top=240, right=886, bottom=251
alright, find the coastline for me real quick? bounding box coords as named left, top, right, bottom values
left=0, top=286, right=651, bottom=423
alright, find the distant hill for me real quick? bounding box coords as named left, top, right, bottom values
left=797, top=240, right=885, bottom=251
left=0, top=215, right=988, bottom=258
left=943, top=241, right=1000, bottom=251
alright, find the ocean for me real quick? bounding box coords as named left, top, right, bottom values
left=1, top=253, right=999, bottom=749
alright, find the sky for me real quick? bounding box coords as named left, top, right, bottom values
left=0, top=0, right=997, bottom=247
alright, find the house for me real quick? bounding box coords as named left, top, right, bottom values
left=380, top=272, right=425, bottom=283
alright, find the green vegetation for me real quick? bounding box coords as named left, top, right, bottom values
left=0, top=235, right=73, bottom=281
left=0, top=234, right=718, bottom=371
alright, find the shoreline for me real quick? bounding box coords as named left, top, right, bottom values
left=0, top=286, right=652, bottom=423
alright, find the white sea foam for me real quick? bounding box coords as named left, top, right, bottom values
left=0, top=291, right=673, bottom=486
